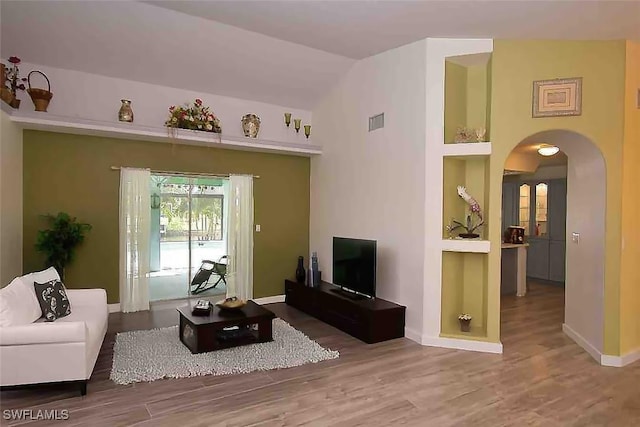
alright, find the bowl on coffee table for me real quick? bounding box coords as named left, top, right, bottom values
left=215, top=296, right=247, bottom=312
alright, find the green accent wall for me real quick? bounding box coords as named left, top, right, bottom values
left=444, top=58, right=492, bottom=144
left=23, top=131, right=310, bottom=304
left=444, top=62, right=468, bottom=144
left=466, top=64, right=489, bottom=134
left=620, top=41, right=640, bottom=354
left=442, top=156, right=489, bottom=338
left=489, top=40, right=626, bottom=352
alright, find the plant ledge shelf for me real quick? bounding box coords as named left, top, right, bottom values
left=441, top=238, right=490, bottom=253
left=442, top=142, right=491, bottom=157
left=7, top=110, right=322, bottom=157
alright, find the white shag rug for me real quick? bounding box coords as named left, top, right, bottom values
left=110, top=318, right=339, bottom=385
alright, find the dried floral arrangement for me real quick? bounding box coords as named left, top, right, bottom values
left=164, top=99, right=221, bottom=133
left=1, top=56, right=26, bottom=108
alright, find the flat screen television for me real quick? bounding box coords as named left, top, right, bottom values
left=332, top=237, right=376, bottom=298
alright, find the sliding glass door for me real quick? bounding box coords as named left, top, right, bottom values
left=149, top=175, right=227, bottom=301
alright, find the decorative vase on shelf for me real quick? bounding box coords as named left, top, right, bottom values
left=459, top=233, right=480, bottom=239
left=458, top=314, right=472, bottom=332
left=295, top=256, right=306, bottom=283
left=26, top=70, right=53, bottom=112
left=118, top=99, right=134, bottom=122
left=0, top=64, right=12, bottom=106
left=0, top=88, right=12, bottom=107
left=9, top=97, right=20, bottom=109
left=241, top=114, right=260, bottom=138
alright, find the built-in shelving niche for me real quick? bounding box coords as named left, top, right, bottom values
left=440, top=251, right=489, bottom=339
left=443, top=52, right=492, bottom=145
left=440, top=51, right=493, bottom=342
left=441, top=155, right=490, bottom=340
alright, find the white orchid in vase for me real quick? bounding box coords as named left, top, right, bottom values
left=446, top=186, right=484, bottom=239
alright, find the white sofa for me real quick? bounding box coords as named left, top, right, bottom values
left=0, top=267, right=108, bottom=395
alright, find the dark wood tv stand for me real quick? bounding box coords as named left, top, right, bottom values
left=284, top=279, right=406, bottom=343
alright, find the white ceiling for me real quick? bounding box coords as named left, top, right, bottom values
left=512, top=141, right=568, bottom=167
left=2, top=1, right=638, bottom=109
left=148, top=0, right=640, bottom=59
left=0, top=1, right=354, bottom=109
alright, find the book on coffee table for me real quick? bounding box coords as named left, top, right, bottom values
left=192, top=300, right=212, bottom=316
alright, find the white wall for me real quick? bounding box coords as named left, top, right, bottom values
left=310, top=40, right=428, bottom=338
left=14, top=61, right=313, bottom=144
left=0, top=109, right=23, bottom=286
left=422, top=39, right=494, bottom=341
left=562, top=135, right=606, bottom=354
left=520, top=130, right=605, bottom=354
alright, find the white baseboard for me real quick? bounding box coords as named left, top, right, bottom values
left=562, top=323, right=602, bottom=363
left=421, top=335, right=503, bottom=354
left=404, top=327, right=422, bottom=344
left=108, top=303, right=120, bottom=313
left=601, top=348, right=640, bottom=367
left=253, top=295, right=285, bottom=305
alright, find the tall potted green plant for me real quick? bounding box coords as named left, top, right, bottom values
left=35, top=212, right=92, bottom=280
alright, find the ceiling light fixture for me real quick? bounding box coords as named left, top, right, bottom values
left=538, top=145, right=559, bottom=156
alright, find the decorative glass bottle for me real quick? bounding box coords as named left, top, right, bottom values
left=118, top=99, right=134, bottom=122
left=295, top=256, right=306, bottom=283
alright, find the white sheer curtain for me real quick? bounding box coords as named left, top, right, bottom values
left=226, top=175, right=254, bottom=301
left=119, top=168, right=151, bottom=313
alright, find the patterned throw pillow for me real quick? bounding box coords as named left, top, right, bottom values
left=33, top=280, right=72, bottom=322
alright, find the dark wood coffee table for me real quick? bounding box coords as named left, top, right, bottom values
left=177, top=300, right=276, bottom=354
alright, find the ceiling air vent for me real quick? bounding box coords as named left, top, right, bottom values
left=369, top=113, right=384, bottom=132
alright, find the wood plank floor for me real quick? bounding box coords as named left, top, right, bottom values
left=2, top=282, right=640, bottom=426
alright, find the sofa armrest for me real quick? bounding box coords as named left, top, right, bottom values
left=0, top=322, right=86, bottom=346
left=67, top=288, right=107, bottom=307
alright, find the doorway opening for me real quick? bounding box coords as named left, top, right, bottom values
left=149, top=174, right=228, bottom=301
left=499, top=130, right=606, bottom=361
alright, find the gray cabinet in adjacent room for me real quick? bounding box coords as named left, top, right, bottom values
left=501, top=182, right=519, bottom=233
left=504, top=177, right=567, bottom=284
left=548, top=179, right=567, bottom=241
left=549, top=240, right=566, bottom=282
left=527, top=238, right=550, bottom=280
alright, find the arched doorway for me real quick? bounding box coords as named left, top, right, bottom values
left=500, top=130, right=606, bottom=359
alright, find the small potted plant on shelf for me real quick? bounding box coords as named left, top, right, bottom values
left=446, top=186, right=484, bottom=239
left=164, top=98, right=222, bottom=134
left=458, top=313, right=472, bottom=332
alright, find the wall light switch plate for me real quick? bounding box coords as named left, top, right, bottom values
left=572, top=232, right=580, bottom=244
left=255, top=224, right=261, bottom=232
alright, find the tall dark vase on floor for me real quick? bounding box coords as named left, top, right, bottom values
left=295, top=256, right=306, bottom=283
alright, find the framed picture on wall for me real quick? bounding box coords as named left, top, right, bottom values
left=532, top=77, right=582, bottom=118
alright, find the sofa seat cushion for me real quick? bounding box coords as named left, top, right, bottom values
left=36, top=304, right=101, bottom=336
left=36, top=303, right=107, bottom=356
left=0, top=321, right=86, bottom=345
